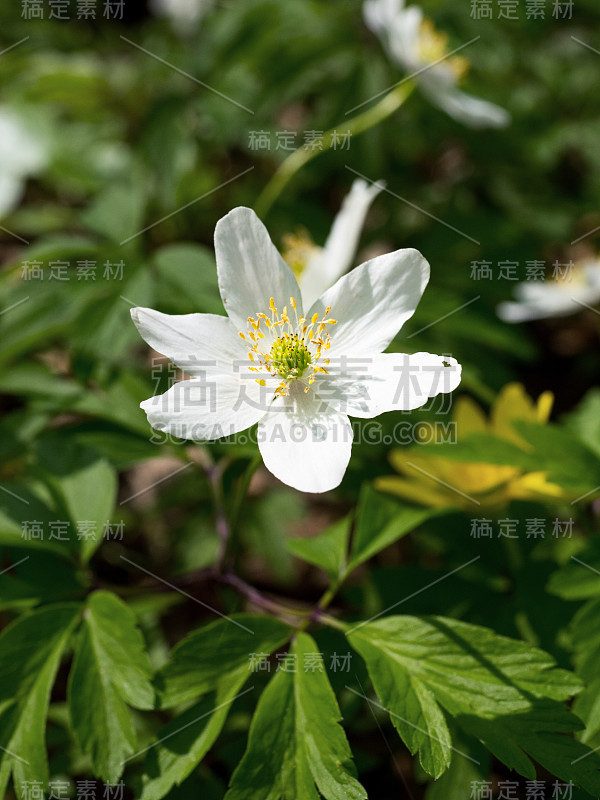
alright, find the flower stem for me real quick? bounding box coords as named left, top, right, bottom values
left=218, top=572, right=309, bottom=623
left=293, top=578, right=342, bottom=636
left=254, top=81, right=416, bottom=219
left=228, top=454, right=262, bottom=540
left=204, top=453, right=262, bottom=572
left=203, top=457, right=230, bottom=570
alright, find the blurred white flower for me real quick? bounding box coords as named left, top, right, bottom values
left=282, top=178, right=385, bottom=309
left=132, top=207, right=461, bottom=493
left=363, top=0, right=510, bottom=129
left=497, top=258, right=600, bottom=323
left=150, top=0, right=213, bottom=34
left=0, top=107, right=49, bottom=219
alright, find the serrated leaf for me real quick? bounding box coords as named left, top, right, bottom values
left=156, top=614, right=291, bottom=708
left=565, top=598, right=600, bottom=749
left=141, top=666, right=250, bottom=800
left=425, top=730, right=489, bottom=800
left=68, top=591, right=154, bottom=783
left=348, top=626, right=452, bottom=777
left=348, top=615, right=600, bottom=791
left=0, top=604, right=82, bottom=799
left=139, top=616, right=291, bottom=800
left=225, top=633, right=366, bottom=800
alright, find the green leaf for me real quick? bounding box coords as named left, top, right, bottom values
left=0, top=604, right=82, bottom=799
left=348, top=615, right=600, bottom=791
left=72, top=268, right=154, bottom=364
left=286, top=487, right=442, bottom=583
left=566, top=388, right=600, bottom=460
left=140, top=666, right=250, bottom=800
left=425, top=730, right=490, bottom=800
left=225, top=633, right=366, bottom=800
left=414, top=431, right=536, bottom=469
left=81, top=179, right=147, bottom=244
left=0, top=552, right=87, bottom=611
left=68, top=591, right=154, bottom=783
left=566, top=598, right=600, bottom=749
left=139, top=615, right=291, bottom=800
left=547, top=542, right=600, bottom=600
left=348, top=621, right=452, bottom=778
left=0, top=279, right=90, bottom=365
left=515, top=421, right=600, bottom=493
left=34, top=435, right=118, bottom=563
left=156, top=614, right=291, bottom=708
left=0, top=481, right=72, bottom=556
left=286, top=516, right=350, bottom=582
left=347, top=485, right=442, bottom=573
left=152, top=243, right=223, bottom=315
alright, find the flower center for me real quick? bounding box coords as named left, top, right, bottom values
left=239, top=296, right=336, bottom=397
left=418, top=19, right=469, bottom=80
left=269, top=334, right=312, bottom=380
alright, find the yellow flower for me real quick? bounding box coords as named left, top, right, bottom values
left=376, top=383, right=565, bottom=511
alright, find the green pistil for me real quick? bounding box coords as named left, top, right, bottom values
left=269, top=334, right=312, bottom=380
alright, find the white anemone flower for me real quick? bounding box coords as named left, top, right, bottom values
left=497, top=258, right=600, bottom=323
left=150, top=0, right=213, bottom=34
left=363, top=0, right=510, bottom=129
left=0, top=107, right=49, bottom=218
left=131, top=207, right=461, bottom=493
left=282, top=178, right=385, bottom=310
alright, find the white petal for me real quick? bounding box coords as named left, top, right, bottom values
left=364, top=0, right=407, bottom=39
left=497, top=295, right=582, bottom=323
left=316, top=352, right=461, bottom=417
left=497, top=274, right=600, bottom=323
left=150, top=0, right=212, bottom=31
left=308, top=248, right=430, bottom=357
left=131, top=308, right=246, bottom=376
left=0, top=174, right=24, bottom=218
left=300, top=179, right=385, bottom=309
left=214, top=207, right=303, bottom=331
left=422, top=81, right=510, bottom=129
left=0, top=108, right=48, bottom=176
left=496, top=301, right=549, bottom=323
left=583, top=262, right=600, bottom=292
left=388, top=5, right=423, bottom=69
left=140, top=375, right=267, bottom=441
left=257, top=385, right=353, bottom=493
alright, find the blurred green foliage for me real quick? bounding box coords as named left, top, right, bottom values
left=1, top=0, right=600, bottom=797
